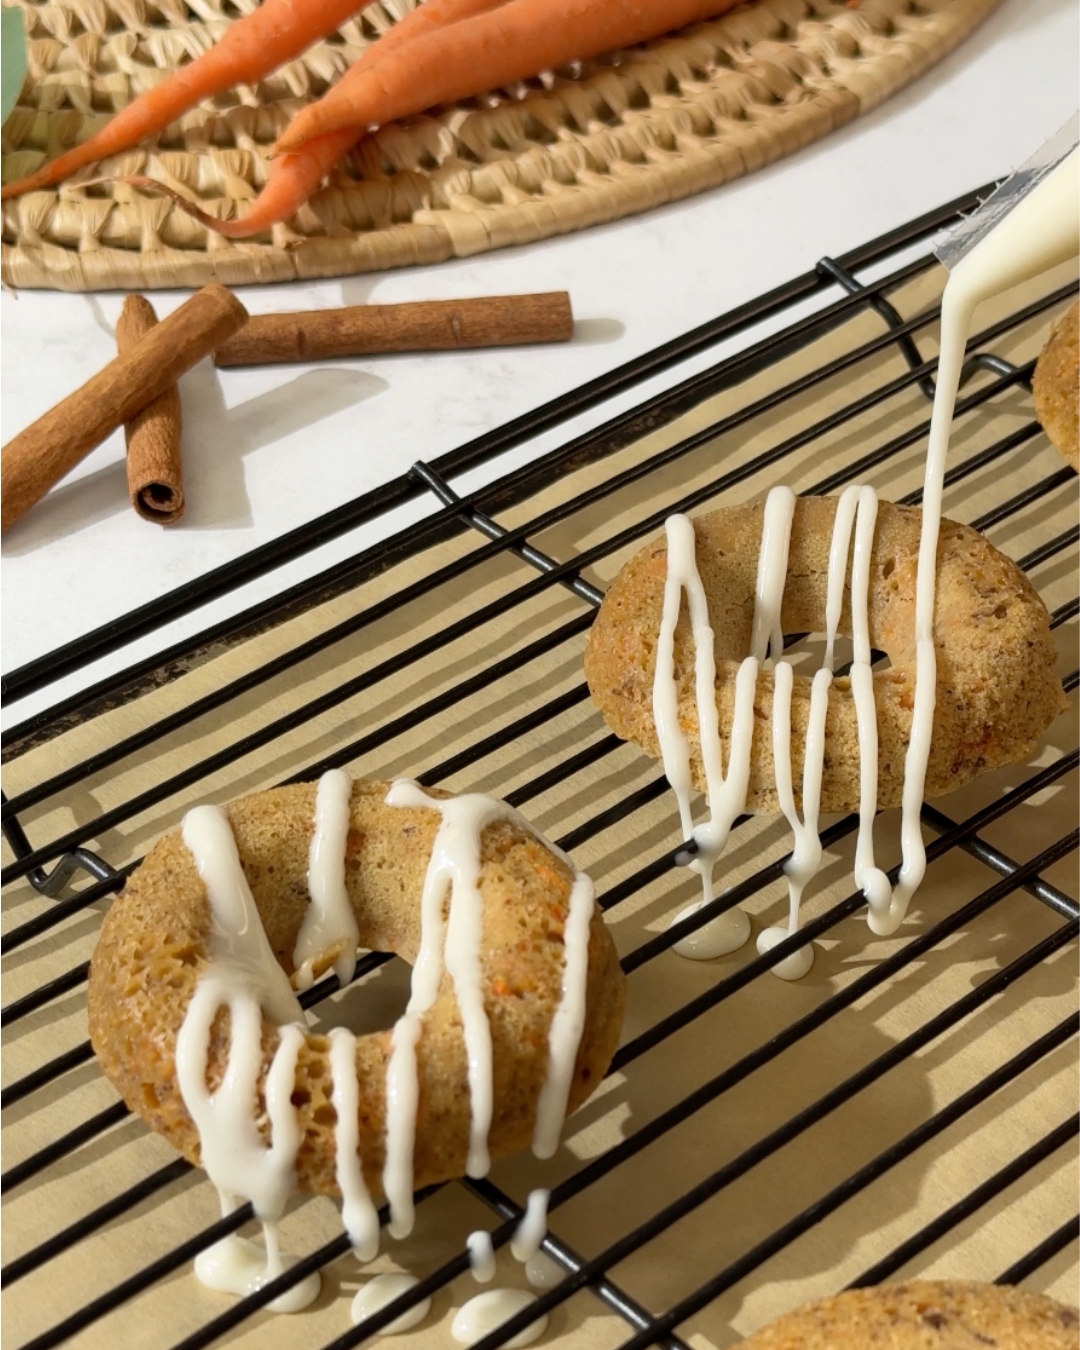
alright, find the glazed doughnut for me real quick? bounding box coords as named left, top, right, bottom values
left=735, top=1281, right=1079, bottom=1348
left=1033, top=299, right=1079, bottom=473
left=584, top=495, right=1067, bottom=816
left=88, top=776, right=625, bottom=1256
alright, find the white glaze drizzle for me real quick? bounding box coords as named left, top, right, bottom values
left=294, top=768, right=360, bottom=989
left=654, top=513, right=750, bottom=958
left=669, top=892, right=744, bottom=959
left=756, top=483, right=875, bottom=978
left=690, top=484, right=792, bottom=867
left=195, top=1235, right=321, bottom=1313
left=351, top=1272, right=431, bottom=1334
left=660, top=144, right=1079, bottom=968
left=452, top=1289, right=548, bottom=1348
left=848, top=488, right=896, bottom=925
left=181, top=804, right=303, bottom=1027
left=510, top=1190, right=550, bottom=1263
left=524, top=1251, right=565, bottom=1289
left=382, top=780, right=593, bottom=1239
left=382, top=1011, right=424, bottom=1240
left=749, top=486, right=818, bottom=980
left=467, top=1230, right=497, bottom=1283
left=659, top=489, right=796, bottom=959
left=754, top=657, right=819, bottom=983
left=177, top=806, right=318, bottom=1310
left=381, top=781, right=503, bottom=1233
left=663, top=485, right=890, bottom=977
left=532, top=875, right=594, bottom=1160
left=328, top=1027, right=380, bottom=1261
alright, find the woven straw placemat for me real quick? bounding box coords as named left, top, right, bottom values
left=1, top=0, right=1003, bottom=291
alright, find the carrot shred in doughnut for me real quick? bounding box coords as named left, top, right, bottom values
left=531, top=860, right=567, bottom=892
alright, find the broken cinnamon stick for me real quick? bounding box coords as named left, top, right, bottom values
left=116, top=295, right=185, bottom=525
left=1, top=284, right=247, bottom=533
left=213, top=292, right=573, bottom=367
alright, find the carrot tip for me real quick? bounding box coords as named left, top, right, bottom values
left=113, top=175, right=249, bottom=236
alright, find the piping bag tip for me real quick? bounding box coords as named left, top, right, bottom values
left=934, top=111, right=1079, bottom=273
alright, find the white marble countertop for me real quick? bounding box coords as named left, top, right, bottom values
left=2, top=0, right=1077, bottom=728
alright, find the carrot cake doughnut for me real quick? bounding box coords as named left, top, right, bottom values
left=585, top=489, right=1067, bottom=968
left=735, top=1281, right=1080, bottom=1348
left=88, top=775, right=625, bottom=1291
left=1033, top=299, right=1079, bottom=473
left=585, top=495, right=1066, bottom=817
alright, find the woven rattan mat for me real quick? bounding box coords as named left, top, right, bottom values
left=1, top=0, right=1003, bottom=291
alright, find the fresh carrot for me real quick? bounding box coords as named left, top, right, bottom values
left=0, top=0, right=510, bottom=204
left=130, top=0, right=510, bottom=237
left=274, top=0, right=744, bottom=154
left=0, top=0, right=368, bottom=201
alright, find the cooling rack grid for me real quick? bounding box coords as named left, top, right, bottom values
left=2, top=183, right=1077, bottom=1350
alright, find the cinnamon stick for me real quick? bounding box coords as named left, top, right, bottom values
left=1, top=284, right=247, bottom=533
left=116, top=295, right=185, bottom=525
left=213, top=292, right=573, bottom=367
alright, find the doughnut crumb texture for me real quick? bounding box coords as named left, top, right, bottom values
left=736, top=1280, right=1080, bottom=1348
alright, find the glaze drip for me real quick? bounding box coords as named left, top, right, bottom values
left=328, top=1026, right=380, bottom=1261
left=532, top=875, right=595, bottom=1160
left=351, top=1272, right=431, bottom=1334
left=452, top=1289, right=548, bottom=1347
left=659, top=483, right=907, bottom=976
left=381, top=782, right=509, bottom=1231
left=510, top=1190, right=550, bottom=1263
left=467, top=1230, right=497, bottom=1283
left=657, top=489, right=798, bottom=961
left=295, top=767, right=360, bottom=989
left=177, top=805, right=316, bottom=1310
left=383, top=779, right=594, bottom=1236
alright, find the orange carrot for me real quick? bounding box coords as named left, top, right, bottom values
left=131, top=0, right=510, bottom=237
left=0, top=0, right=509, bottom=204
left=274, top=0, right=743, bottom=153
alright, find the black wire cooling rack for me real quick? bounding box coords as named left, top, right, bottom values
left=2, top=183, right=1078, bottom=1350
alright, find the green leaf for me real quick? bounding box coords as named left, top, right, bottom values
left=2, top=6, right=28, bottom=128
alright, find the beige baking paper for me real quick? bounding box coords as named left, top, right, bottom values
left=2, top=261, right=1077, bottom=1350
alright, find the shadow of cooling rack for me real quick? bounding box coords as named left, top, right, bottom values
left=1, top=182, right=1078, bottom=1350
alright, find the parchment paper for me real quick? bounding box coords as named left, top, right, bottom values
left=3, top=261, right=1077, bottom=1350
